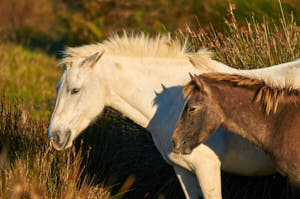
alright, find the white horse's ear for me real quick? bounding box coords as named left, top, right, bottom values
left=90, top=51, right=105, bottom=68
left=59, top=62, right=72, bottom=70
left=83, top=51, right=105, bottom=68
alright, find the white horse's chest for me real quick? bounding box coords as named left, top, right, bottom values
left=220, top=132, right=275, bottom=175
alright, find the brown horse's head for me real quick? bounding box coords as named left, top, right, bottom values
left=172, top=74, right=224, bottom=155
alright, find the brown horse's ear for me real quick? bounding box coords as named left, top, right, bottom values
left=183, top=74, right=206, bottom=98
left=191, top=75, right=205, bottom=92
left=183, top=83, right=195, bottom=98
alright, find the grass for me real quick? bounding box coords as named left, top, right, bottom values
left=0, top=43, right=61, bottom=120
left=179, top=3, right=300, bottom=69
left=0, top=99, right=110, bottom=198
left=1, top=3, right=300, bottom=199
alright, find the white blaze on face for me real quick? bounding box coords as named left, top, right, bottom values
left=48, top=52, right=106, bottom=150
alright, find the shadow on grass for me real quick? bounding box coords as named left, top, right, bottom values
left=75, top=107, right=184, bottom=199
left=76, top=107, right=288, bottom=199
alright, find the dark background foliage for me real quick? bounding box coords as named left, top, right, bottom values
left=0, top=0, right=299, bottom=50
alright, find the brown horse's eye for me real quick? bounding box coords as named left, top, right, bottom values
left=188, top=106, right=197, bottom=112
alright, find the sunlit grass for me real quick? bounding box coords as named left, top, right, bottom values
left=180, top=3, right=300, bottom=69
left=0, top=99, right=111, bottom=199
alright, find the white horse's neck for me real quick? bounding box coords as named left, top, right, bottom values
left=97, top=56, right=198, bottom=127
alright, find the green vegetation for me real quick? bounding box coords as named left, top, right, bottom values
left=0, top=43, right=61, bottom=119
left=0, top=1, right=300, bottom=199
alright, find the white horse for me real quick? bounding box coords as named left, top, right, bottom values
left=48, top=34, right=300, bottom=199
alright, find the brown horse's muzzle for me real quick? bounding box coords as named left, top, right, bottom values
left=171, top=137, right=193, bottom=155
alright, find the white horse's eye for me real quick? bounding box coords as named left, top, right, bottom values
left=71, top=88, right=80, bottom=95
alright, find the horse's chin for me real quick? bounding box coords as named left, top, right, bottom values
left=64, top=140, right=73, bottom=149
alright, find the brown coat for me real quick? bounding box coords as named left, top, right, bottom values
left=172, top=73, right=300, bottom=198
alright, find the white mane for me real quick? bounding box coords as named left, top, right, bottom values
left=60, top=33, right=300, bottom=89
left=61, top=33, right=214, bottom=67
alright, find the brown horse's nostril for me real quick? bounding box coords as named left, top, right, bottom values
left=172, top=139, right=177, bottom=150
left=172, top=139, right=181, bottom=153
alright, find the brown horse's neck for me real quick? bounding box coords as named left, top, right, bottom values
left=208, top=80, right=297, bottom=153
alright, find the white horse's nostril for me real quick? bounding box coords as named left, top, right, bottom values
left=49, top=129, right=72, bottom=150
left=52, top=133, right=60, bottom=144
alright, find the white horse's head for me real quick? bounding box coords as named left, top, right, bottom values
left=48, top=52, right=106, bottom=150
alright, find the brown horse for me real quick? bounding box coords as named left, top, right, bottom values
left=171, top=73, right=300, bottom=198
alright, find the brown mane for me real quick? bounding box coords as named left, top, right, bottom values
left=184, top=73, right=300, bottom=114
